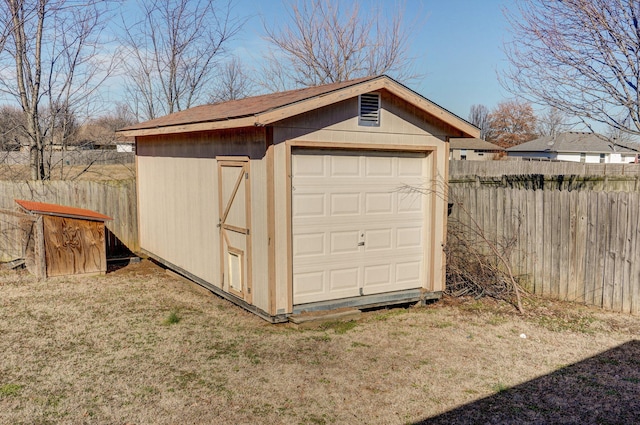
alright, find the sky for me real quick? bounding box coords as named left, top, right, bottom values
left=232, top=0, right=513, bottom=121
left=1, top=0, right=514, bottom=124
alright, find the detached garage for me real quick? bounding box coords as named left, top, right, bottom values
left=119, top=75, right=479, bottom=322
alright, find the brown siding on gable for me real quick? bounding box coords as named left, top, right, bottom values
left=136, top=127, right=267, bottom=159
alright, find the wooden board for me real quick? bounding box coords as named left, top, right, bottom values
left=43, top=215, right=106, bottom=277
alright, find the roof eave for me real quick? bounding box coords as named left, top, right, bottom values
left=118, top=116, right=259, bottom=137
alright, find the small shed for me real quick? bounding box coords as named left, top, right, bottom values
left=16, top=200, right=112, bottom=278
left=119, top=75, right=480, bottom=322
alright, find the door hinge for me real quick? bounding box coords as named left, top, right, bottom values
left=245, top=172, right=249, bottom=179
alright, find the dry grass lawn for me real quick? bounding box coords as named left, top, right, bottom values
left=0, top=163, right=135, bottom=181
left=0, top=260, right=639, bottom=424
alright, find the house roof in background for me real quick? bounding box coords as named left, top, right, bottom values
left=119, top=75, right=480, bottom=138
left=15, top=200, right=112, bottom=221
left=449, top=138, right=504, bottom=151
left=506, top=132, right=640, bottom=154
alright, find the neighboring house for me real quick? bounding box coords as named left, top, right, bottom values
left=119, top=75, right=479, bottom=322
left=449, top=138, right=504, bottom=160
left=506, top=132, right=640, bottom=163
left=115, top=135, right=135, bottom=153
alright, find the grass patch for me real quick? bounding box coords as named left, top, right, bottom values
left=492, top=382, right=509, bottom=393
left=319, top=320, right=357, bottom=334
left=163, top=310, right=181, bottom=325
left=535, top=313, right=597, bottom=333
left=373, top=308, right=408, bottom=321
left=0, top=383, right=22, bottom=397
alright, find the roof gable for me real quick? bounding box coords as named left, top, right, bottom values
left=119, top=75, right=479, bottom=138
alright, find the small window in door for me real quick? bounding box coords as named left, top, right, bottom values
left=228, top=249, right=243, bottom=293
left=359, top=93, right=380, bottom=126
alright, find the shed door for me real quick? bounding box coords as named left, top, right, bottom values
left=292, top=149, right=427, bottom=305
left=218, top=159, right=252, bottom=302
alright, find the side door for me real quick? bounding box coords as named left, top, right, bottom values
left=218, top=158, right=252, bottom=303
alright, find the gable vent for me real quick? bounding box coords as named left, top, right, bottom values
left=359, top=93, right=380, bottom=126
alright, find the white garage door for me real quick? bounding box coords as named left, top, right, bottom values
left=292, top=149, right=428, bottom=305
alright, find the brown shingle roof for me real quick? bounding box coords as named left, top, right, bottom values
left=16, top=200, right=112, bottom=221
left=121, top=76, right=375, bottom=132
left=449, top=138, right=504, bottom=151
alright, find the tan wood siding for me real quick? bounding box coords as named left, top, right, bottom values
left=137, top=155, right=219, bottom=285
left=272, top=94, right=457, bottom=146
left=273, top=142, right=290, bottom=314
left=249, top=157, right=270, bottom=313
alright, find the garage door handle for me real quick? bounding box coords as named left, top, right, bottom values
left=358, top=242, right=365, bottom=246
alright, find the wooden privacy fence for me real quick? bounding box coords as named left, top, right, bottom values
left=0, top=179, right=137, bottom=262
left=448, top=185, right=640, bottom=315
left=450, top=159, right=640, bottom=178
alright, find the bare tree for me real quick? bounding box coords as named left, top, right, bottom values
left=605, top=114, right=640, bottom=145
left=468, top=104, right=492, bottom=140
left=0, top=105, right=27, bottom=151
left=536, top=107, right=573, bottom=138
left=77, top=103, right=136, bottom=147
left=261, top=0, right=419, bottom=90
left=0, top=0, right=118, bottom=180
left=209, top=56, right=255, bottom=103
left=488, top=100, right=538, bottom=148
left=120, top=0, right=244, bottom=120
left=503, top=0, right=640, bottom=136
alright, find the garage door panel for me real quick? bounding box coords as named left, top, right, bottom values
left=364, top=228, right=392, bottom=251
left=293, top=233, right=325, bottom=257
left=293, top=150, right=427, bottom=305
left=292, top=193, right=325, bottom=217
left=294, top=154, right=325, bottom=176
left=331, top=155, right=360, bottom=176
left=330, top=193, right=361, bottom=215
left=398, top=156, right=424, bottom=176
left=294, top=271, right=325, bottom=296
left=396, top=261, right=423, bottom=284
left=363, top=264, right=392, bottom=287
left=398, top=193, right=423, bottom=213
left=365, top=155, right=394, bottom=177
left=330, top=230, right=360, bottom=254
left=396, top=227, right=423, bottom=248
left=329, top=267, right=360, bottom=291
left=365, top=192, right=394, bottom=214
